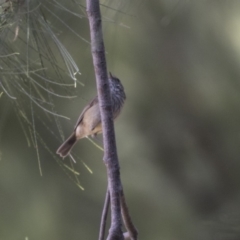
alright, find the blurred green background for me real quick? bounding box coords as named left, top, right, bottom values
left=1, top=0, right=240, bottom=239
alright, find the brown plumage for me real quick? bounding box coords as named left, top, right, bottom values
left=56, top=73, right=126, bottom=158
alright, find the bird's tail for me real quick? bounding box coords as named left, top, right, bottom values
left=56, top=133, right=77, bottom=158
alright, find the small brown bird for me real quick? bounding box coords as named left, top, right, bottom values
left=56, top=72, right=126, bottom=158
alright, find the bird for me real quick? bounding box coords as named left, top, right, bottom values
left=56, top=72, right=126, bottom=158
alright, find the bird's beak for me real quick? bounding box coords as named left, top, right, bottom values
left=109, top=72, right=113, bottom=78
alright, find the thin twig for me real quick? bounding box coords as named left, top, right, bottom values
left=120, top=188, right=138, bottom=240
left=99, top=188, right=110, bottom=240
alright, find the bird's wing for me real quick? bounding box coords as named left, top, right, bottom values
left=74, top=96, right=99, bottom=130
left=87, top=103, right=101, bottom=131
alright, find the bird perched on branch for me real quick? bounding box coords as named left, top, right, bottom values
left=56, top=72, right=126, bottom=158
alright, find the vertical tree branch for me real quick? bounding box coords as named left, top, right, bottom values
left=86, top=0, right=123, bottom=239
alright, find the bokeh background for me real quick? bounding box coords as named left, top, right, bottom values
left=1, top=0, right=240, bottom=239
